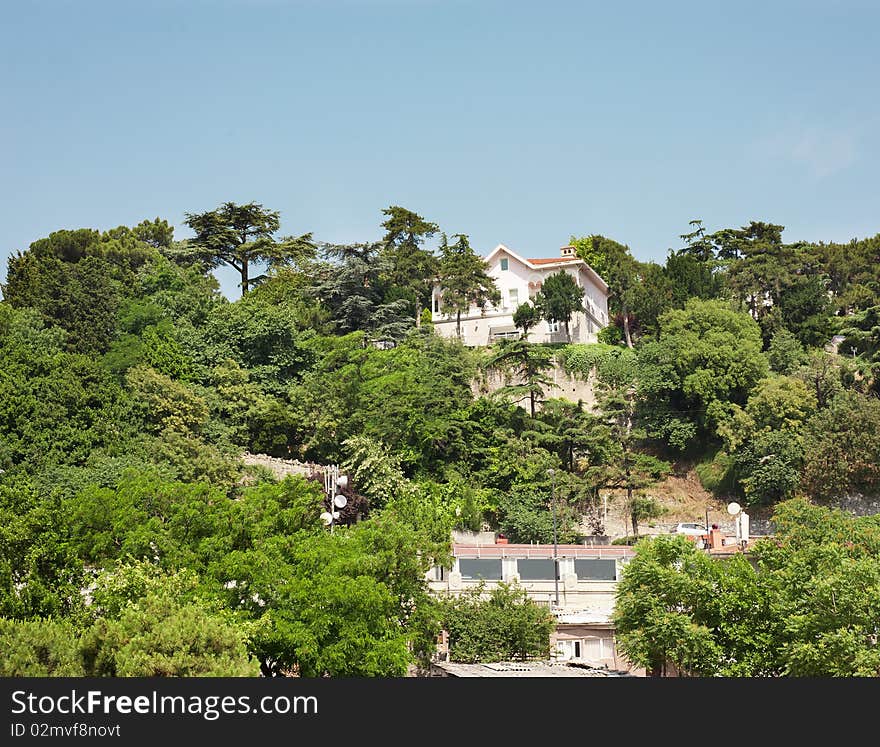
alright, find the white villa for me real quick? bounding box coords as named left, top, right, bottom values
left=431, top=244, right=610, bottom=346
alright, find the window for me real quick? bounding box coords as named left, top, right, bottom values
left=548, top=319, right=560, bottom=334
left=459, top=559, right=502, bottom=580
left=508, top=288, right=519, bottom=308
left=516, top=559, right=558, bottom=580
left=500, top=258, right=509, bottom=271
left=574, top=558, right=617, bottom=581
left=433, top=294, right=439, bottom=313
left=584, top=637, right=605, bottom=660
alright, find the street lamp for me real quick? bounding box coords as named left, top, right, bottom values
left=320, top=464, right=349, bottom=534
left=548, top=468, right=559, bottom=608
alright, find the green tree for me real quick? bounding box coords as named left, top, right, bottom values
left=795, top=350, right=846, bottom=409
left=3, top=225, right=160, bottom=354
left=767, top=329, right=805, bottom=375
left=437, top=233, right=500, bottom=339
left=81, top=565, right=258, bottom=677
left=677, top=219, right=716, bottom=263
left=534, top=269, right=584, bottom=343
left=801, top=391, right=880, bottom=500
left=0, top=477, right=84, bottom=620
left=220, top=514, right=436, bottom=677
left=613, top=536, right=725, bottom=676
left=637, top=299, right=769, bottom=450
left=595, top=365, right=670, bottom=536
left=615, top=500, right=880, bottom=677
left=629, top=261, right=673, bottom=339
left=379, top=205, right=439, bottom=323
left=733, top=430, right=805, bottom=505
left=512, top=301, right=541, bottom=339
left=535, top=398, right=598, bottom=473
left=125, top=366, right=208, bottom=436
left=572, top=235, right=638, bottom=347
left=196, top=294, right=315, bottom=391
left=439, top=583, right=555, bottom=663
left=485, top=339, right=555, bottom=417
left=341, top=434, right=408, bottom=510
left=0, top=618, right=85, bottom=676
left=664, top=250, right=722, bottom=307
left=183, top=201, right=314, bottom=296
left=776, top=275, right=832, bottom=348
left=719, top=375, right=816, bottom=446
left=314, top=241, right=412, bottom=343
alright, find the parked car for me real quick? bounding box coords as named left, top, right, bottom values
left=670, top=522, right=708, bottom=536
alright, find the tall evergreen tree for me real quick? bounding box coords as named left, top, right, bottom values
left=183, top=201, right=314, bottom=296
left=535, top=270, right=584, bottom=343
left=379, top=206, right=439, bottom=325
left=437, top=233, right=500, bottom=339
left=485, top=339, right=555, bottom=417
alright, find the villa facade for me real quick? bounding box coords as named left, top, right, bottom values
left=431, top=244, right=610, bottom=346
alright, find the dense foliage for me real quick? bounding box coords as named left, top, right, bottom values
left=439, top=583, right=555, bottom=663
left=2, top=204, right=878, bottom=677
left=613, top=499, right=880, bottom=677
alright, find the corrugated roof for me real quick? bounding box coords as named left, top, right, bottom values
left=430, top=660, right=629, bottom=677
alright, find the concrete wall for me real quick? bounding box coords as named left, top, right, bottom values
left=551, top=626, right=625, bottom=671
left=474, top=362, right=598, bottom=412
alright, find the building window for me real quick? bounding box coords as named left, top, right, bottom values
left=459, top=559, right=502, bottom=580
left=584, top=637, right=605, bottom=660
left=500, top=258, right=509, bottom=271
left=548, top=319, right=560, bottom=334
left=516, top=559, right=558, bottom=580
left=574, top=558, right=617, bottom=581
left=508, top=288, right=519, bottom=308
left=433, top=294, right=440, bottom=313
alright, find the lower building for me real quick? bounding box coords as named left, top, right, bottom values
left=426, top=540, right=643, bottom=675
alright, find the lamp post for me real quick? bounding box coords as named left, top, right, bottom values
left=548, top=468, right=559, bottom=608
left=320, top=464, right=349, bottom=534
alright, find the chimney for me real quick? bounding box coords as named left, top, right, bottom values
left=560, top=245, right=576, bottom=258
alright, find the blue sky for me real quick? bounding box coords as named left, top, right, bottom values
left=2, top=0, right=878, bottom=299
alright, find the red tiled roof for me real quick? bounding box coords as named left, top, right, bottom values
left=527, top=258, right=581, bottom=265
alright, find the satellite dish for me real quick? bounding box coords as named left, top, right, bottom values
left=336, top=475, right=349, bottom=490
left=320, top=512, right=333, bottom=525
left=333, top=495, right=347, bottom=509
left=726, top=502, right=741, bottom=516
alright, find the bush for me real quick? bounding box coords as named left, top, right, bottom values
left=695, top=449, right=738, bottom=497
left=440, top=583, right=554, bottom=663
left=0, top=618, right=85, bottom=676
left=559, top=343, right=618, bottom=377
left=611, top=536, right=641, bottom=546
left=598, top=325, right=624, bottom=345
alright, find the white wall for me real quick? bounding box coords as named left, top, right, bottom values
left=431, top=246, right=609, bottom=346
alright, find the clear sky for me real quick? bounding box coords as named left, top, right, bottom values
left=2, top=0, right=878, bottom=299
